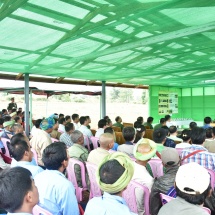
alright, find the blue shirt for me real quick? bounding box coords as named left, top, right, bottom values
left=11, top=161, right=44, bottom=178
left=85, top=192, right=137, bottom=215
left=111, top=142, right=119, bottom=151
left=7, top=213, right=32, bottom=215
left=202, top=124, right=212, bottom=129
left=34, top=170, right=79, bottom=215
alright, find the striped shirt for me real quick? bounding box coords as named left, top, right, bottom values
left=181, top=144, right=215, bottom=171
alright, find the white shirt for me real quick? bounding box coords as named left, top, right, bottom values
left=78, top=125, right=92, bottom=138
left=73, top=122, right=80, bottom=130
left=31, top=126, right=40, bottom=137
left=168, top=135, right=183, bottom=142
left=175, top=142, right=191, bottom=148
left=58, top=124, right=65, bottom=133
left=95, top=128, right=104, bottom=138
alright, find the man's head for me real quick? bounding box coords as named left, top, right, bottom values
left=160, top=118, right=166, bottom=125
left=65, top=115, right=71, bottom=123
left=122, top=126, right=135, bottom=142
left=86, top=116, right=91, bottom=124
left=181, top=129, right=191, bottom=142
left=161, top=148, right=180, bottom=167
left=169, top=126, right=177, bottom=135
left=14, top=116, right=22, bottom=124
left=11, top=123, right=24, bottom=134
left=104, top=116, right=109, bottom=121
left=58, top=117, right=66, bottom=125
left=2, top=109, right=8, bottom=115
left=115, top=116, right=122, bottom=123
left=0, top=118, right=4, bottom=128
left=65, top=123, right=74, bottom=134
left=204, top=117, right=212, bottom=125
left=11, top=97, right=15, bottom=103
left=134, top=121, right=142, bottom=129
left=99, top=133, right=114, bottom=150
left=11, top=133, right=30, bottom=147
left=191, top=127, right=205, bottom=145
left=165, top=115, right=171, bottom=122
left=153, top=128, right=168, bottom=143
left=52, top=118, right=59, bottom=130
left=0, top=167, right=38, bottom=213
left=96, top=152, right=134, bottom=195
left=17, top=110, right=22, bottom=117
left=3, top=120, right=15, bottom=131
left=98, top=119, right=108, bottom=129
left=175, top=162, right=211, bottom=205
left=147, top=117, right=154, bottom=124
left=59, top=113, right=64, bottom=119
left=9, top=140, right=32, bottom=162
left=137, top=116, right=143, bottom=124
left=71, top=130, right=84, bottom=145
left=42, top=142, right=69, bottom=171
left=133, top=138, right=157, bottom=162
left=72, top=114, right=79, bottom=123
left=40, top=117, right=55, bottom=133
left=189, top=121, right=197, bottom=130
left=106, top=118, right=112, bottom=127
left=79, top=116, right=87, bottom=125
left=34, top=119, right=42, bottom=129
left=18, top=107, right=22, bottom=112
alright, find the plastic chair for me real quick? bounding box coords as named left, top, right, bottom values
left=206, top=168, right=215, bottom=190
left=31, top=148, right=38, bottom=165
left=143, top=129, right=153, bottom=140
left=86, top=162, right=102, bottom=199
left=112, top=126, right=121, bottom=132
left=115, top=132, right=125, bottom=145
left=91, top=129, right=96, bottom=136
left=123, top=122, right=133, bottom=127
left=122, top=180, right=150, bottom=215
left=176, top=148, right=183, bottom=156
left=90, top=136, right=99, bottom=149
left=51, top=138, right=58, bottom=143
left=148, top=158, right=163, bottom=178
left=66, top=158, right=88, bottom=202
left=1, top=138, right=11, bottom=157
left=32, top=204, right=53, bottom=215
left=160, top=193, right=211, bottom=214
left=84, top=135, right=91, bottom=151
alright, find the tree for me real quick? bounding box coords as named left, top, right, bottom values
left=110, top=88, right=120, bottom=102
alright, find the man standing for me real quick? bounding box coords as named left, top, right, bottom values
left=7, top=97, right=17, bottom=110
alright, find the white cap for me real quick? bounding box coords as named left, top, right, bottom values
left=176, top=162, right=210, bottom=194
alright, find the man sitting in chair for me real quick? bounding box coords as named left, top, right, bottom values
left=85, top=152, right=137, bottom=215
left=113, top=116, right=124, bottom=131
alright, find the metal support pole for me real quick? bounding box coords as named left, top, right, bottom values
left=30, top=89, right=33, bottom=130
left=101, top=81, right=106, bottom=118
left=24, top=74, right=29, bottom=137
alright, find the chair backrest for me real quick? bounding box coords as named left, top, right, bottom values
left=159, top=193, right=211, bottom=214
left=174, top=141, right=181, bottom=144
left=176, top=148, right=183, bottom=156
left=122, top=180, right=150, bottom=215
left=51, top=138, right=58, bottom=143
left=1, top=138, right=11, bottom=157
left=91, top=129, right=96, bottom=136
left=66, top=158, right=87, bottom=202
left=123, top=122, right=133, bottom=127
left=32, top=204, right=53, bottom=215
left=206, top=168, right=215, bottom=190
left=144, top=129, right=154, bottom=140
left=90, top=136, right=99, bottom=149
left=112, top=126, right=121, bottom=132
left=84, top=135, right=91, bottom=151
left=148, top=158, right=163, bottom=178
left=31, top=148, right=38, bottom=165
left=86, top=162, right=102, bottom=199
left=115, top=132, right=125, bottom=145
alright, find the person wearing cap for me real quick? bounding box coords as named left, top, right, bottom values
left=7, top=97, right=17, bottom=111
left=153, top=128, right=168, bottom=154
left=10, top=111, right=17, bottom=120
left=0, top=120, right=15, bottom=139
left=85, top=152, right=137, bottom=215
left=150, top=148, right=180, bottom=215
left=158, top=162, right=211, bottom=215
left=132, top=138, right=156, bottom=215
left=30, top=117, right=53, bottom=166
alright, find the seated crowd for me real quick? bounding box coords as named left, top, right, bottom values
left=1, top=110, right=215, bottom=215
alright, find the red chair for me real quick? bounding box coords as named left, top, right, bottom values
left=90, top=136, right=99, bottom=149
left=33, top=204, right=52, bottom=215
left=148, top=158, right=163, bottom=178
left=1, top=138, right=11, bottom=157
left=66, top=158, right=88, bottom=202
left=122, top=180, right=150, bottom=215
left=31, top=148, right=38, bottom=165
left=86, top=162, right=102, bottom=199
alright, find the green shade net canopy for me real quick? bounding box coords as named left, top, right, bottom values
left=0, top=0, right=215, bottom=87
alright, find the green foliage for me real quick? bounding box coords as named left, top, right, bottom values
left=142, top=90, right=148, bottom=104
left=110, top=88, right=133, bottom=103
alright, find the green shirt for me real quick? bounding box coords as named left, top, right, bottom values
left=154, top=123, right=162, bottom=130
left=113, top=122, right=124, bottom=131
left=144, top=122, right=153, bottom=129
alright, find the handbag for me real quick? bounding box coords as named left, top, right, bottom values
left=0, top=152, right=12, bottom=164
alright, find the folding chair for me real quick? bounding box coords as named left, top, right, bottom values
left=148, top=158, right=163, bottom=178
left=32, top=205, right=53, bottom=215
left=90, top=136, right=99, bottom=149
left=31, top=148, right=38, bottom=165
left=51, top=138, right=58, bottom=143
left=206, top=168, right=215, bottom=190
left=84, top=135, right=91, bottom=151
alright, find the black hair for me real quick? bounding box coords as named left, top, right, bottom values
left=0, top=167, right=33, bottom=212
left=0, top=118, right=4, bottom=125
left=59, top=113, right=64, bottom=118
left=79, top=116, right=87, bottom=125
left=98, top=119, right=107, bottom=128
left=175, top=185, right=211, bottom=205
left=58, top=117, right=66, bottom=125
left=99, top=159, right=125, bottom=193
left=2, top=109, right=7, bottom=114
left=104, top=127, right=114, bottom=134
left=205, top=128, right=213, bottom=139
left=169, top=126, right=177, bottom=134
left=65, top=115, right=71, bottom=121
left=134, top=121, right=141, bottom=129
left=160, top=118, right=165, bottom=124
left=147, top=117, right=154, bottom=123
left=85, top=116, right=90, bottom=120
left=180, top=129, right=191, bottom=142
left=134, top=125, right=146, bottom=143
left=11, top=133, right=26, bottom=144
left=3, top=115, right=11, bottom=122
left=115, top=116, right=121, bottom=122
left=65, top=123, right=74, bottom=132
left=9, top=140, right=29, bottom=161
left=11, top=108, right=16, bottom=113
left=54, top=118, right=58, bottom=124
left=191, top=127, right=206, bottom=145
left=204, top=117, right=212, bottom=124
left=189, top=122, right=197, bottom=130
left=137, top=116, right=143, bottom=124
left=17, top=110, right=22, bottom=116
left=165, top=115, right=171, bottom=121
left=153, top=128, right=168, bottom=143
left=106, top=118, right=112, bottom=126
left=212, top=127, right=215, bottom=136
left=104, top=116, right=109, bottom=121
left=72, top=114, right=79, bottom=121
left=14, top=116, right=20, bottom=123
left=122, top=126, right=135, bottom=141
left=35, top=119, right=42, bottom=128
left=42, top=142, right=68, bottom=170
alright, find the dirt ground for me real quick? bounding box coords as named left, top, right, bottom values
left=0, top=100, right=149, bottom=129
